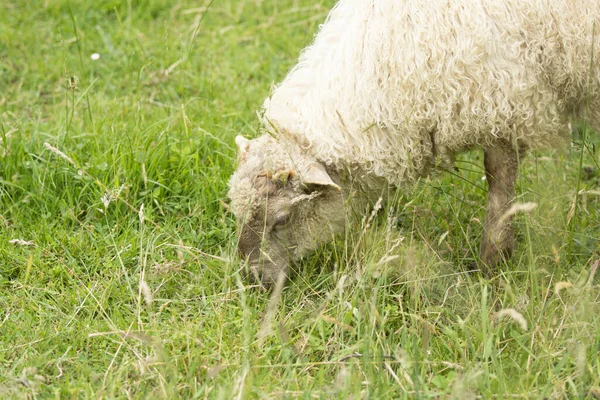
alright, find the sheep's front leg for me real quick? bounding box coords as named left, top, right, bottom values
left=480, top=141, right=519, bottom=270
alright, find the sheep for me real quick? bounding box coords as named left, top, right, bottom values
left=228, top=0, right=600, bottom=286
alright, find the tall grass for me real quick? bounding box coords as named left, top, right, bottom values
left=0, top=0, right=599, bottom=398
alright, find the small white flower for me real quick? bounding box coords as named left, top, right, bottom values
left=90, top=53, right=100, bottom=61
left=101, top=184, right=126, bottom=210
left=101, top=193, right=111, bottom=209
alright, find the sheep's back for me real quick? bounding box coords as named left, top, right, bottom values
left=264, top=0, right=600, bottom=184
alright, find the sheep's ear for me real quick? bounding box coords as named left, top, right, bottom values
left=302, top=163, right=340, bottom=191
left=235, top=135, right=251, bottom=159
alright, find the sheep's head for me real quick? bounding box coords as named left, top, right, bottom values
left=228, top=134, right=345, bottom=287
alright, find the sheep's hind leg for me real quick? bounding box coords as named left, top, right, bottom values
left=480, top=141, right=520, bottom=272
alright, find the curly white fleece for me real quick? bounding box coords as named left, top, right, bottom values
left=262, top=0, right=600, bottom=185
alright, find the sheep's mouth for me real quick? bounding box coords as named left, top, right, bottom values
left=240, top=245, right=290, bottom=283
left=244, top=259, right=288, bottom=288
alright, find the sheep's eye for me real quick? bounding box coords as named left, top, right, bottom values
left=272, top=214, right=291, bottom=230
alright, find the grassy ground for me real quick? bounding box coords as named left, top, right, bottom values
left=1, top=0, right=600, bottom=398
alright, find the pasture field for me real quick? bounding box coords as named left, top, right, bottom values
left=1, top=0, right=600, bottom=398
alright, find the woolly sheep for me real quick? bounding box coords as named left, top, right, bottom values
left=228, top=0, right=600, bottom=286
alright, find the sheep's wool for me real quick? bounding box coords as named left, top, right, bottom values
left=262, top=0, right=600, bottom=185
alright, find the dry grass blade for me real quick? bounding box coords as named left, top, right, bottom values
left=495, top=202, right=537, bottom=228
left=257, top=271, right=287, bottom=347
left=494, top=308, right=528, bottom=331
left=43, top=142, right=76, bottom=166
left=140, top=280, right=152, bottom=309
left=8, top=239, right=35, bottom=247
left=375, top=255, right=400, bottom=266
left=554, top=282, right=574, bottom=296
left=138, top=203, right=145, bottom=226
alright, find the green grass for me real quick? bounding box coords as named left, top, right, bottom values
left=1, top=0, right=600, bottom=398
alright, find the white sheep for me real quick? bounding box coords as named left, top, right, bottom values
left=228, top=0, right=600, bottom=286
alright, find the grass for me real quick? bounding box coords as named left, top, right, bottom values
left=1, top=0, right=599, bottom=398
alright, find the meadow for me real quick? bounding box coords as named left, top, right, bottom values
left=1, top=0, right=600, bottom=398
